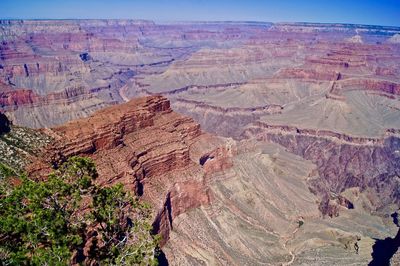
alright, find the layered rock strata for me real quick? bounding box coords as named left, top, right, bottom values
left=28, top=95, right=216, bottom=245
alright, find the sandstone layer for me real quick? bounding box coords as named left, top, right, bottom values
left=28, top=95, right=219, bottom=248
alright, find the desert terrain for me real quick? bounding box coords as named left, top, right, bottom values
left=1, top=20, right=399, bottom=265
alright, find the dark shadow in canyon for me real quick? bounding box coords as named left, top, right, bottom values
left=156, top=248, right=169, bottom=266
left=369, top=213, right=399, bottom=266
left=0, top=113, right=11, bottom=134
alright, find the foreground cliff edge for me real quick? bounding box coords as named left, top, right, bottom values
left=0, top=95, right=391, bottom=265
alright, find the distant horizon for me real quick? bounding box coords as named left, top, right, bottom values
left=1, top=18, right=400, bottom=29
left=0, top=0, right=399, bottom=27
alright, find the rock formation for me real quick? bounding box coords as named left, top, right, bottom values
left=1, top=20, right=400, bottom=265
left=28, top=95, right=213, bottom=246
left=20, top=94, right=397, bottom=265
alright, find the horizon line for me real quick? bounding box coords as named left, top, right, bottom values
left=0, top=18, right=400, bottom=29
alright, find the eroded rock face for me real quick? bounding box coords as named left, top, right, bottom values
left=3, top=20, right=399, bottom=131
left=153, top=180, right=212, bottom=246
left=162, top=141, right=397, bottom=265
left=0, top=20, right=273, bottom=128
left=28, top=95, right=214, bottom=245
left=4, top=20, right=400, bottom=265
left=22, top=94, right=399, bottom=265
left=244, top=126, right=400, bottom=216
left=48, top=95, right=174, bottom=157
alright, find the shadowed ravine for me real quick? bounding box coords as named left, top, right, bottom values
left=369, top=212, right=400, bottom=265
left=369, top=229, right=400, bottom=266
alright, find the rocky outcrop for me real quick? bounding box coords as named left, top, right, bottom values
left=244, top=124, right=400, bottom=216
left=339, top=79, right=400, bottom=96
left=47, top=96, right=173, bottom=156
left=246, top=121, right=385, bottom=145
left=319, top=195, right=354, bottom=218
left=0, top=124, right=52, bottom=173
left=175, top=98, right=282, bottom=115
left=153, top=181, right=212, bottom=245
left=199, top=143, right=237, bottom=175
left=28, top=95, right=217, bottom=246
left=0, top=86, right=105, bottom=110
left=276, top=68, right=340, bottom=81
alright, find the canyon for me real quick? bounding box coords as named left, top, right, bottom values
left=1, top=20, right=400, bottom=265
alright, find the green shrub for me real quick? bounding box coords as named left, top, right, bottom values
left=0, top=163, right=16, bottom=179
left=0, top=156, right=159, bottom=265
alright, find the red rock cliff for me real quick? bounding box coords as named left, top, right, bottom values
left=28, top=95, right=217, bottom=245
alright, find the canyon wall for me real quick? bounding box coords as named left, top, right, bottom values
left=27, top=95, right=216, bottom=246
left=2, top=20, right=399, bottom=265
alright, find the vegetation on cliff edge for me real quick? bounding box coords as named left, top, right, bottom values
left=0, top=156, right=160, bottom=265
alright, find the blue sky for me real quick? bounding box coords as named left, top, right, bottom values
left=0, top=0, right=399, bottom=26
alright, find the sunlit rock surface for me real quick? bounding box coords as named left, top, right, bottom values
left=2, top=20, right=400, bottom=265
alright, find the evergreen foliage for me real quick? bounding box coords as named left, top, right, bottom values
left=0, top=156, right=159, bottom=265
